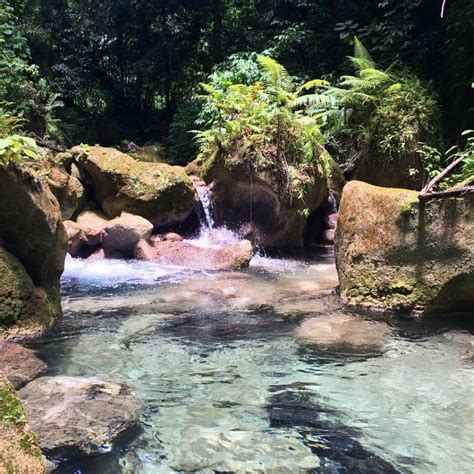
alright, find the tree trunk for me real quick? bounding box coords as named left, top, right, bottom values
left=211, top=0, right=223, bottom=64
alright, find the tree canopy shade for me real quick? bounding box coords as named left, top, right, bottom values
left=1, top=0, right=472, bottom=146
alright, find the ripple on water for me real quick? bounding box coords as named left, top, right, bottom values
left=34, top=255, right=474, bottom=473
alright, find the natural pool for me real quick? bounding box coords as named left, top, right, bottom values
left=31, top=251, right=473, bottom=473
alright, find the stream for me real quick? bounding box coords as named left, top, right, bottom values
left=29, top=248, right=473, bottom=473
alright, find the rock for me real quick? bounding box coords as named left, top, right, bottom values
left=335, top=181, right=474, bottom=313
left=324, top=212, right=338, bottom=229
left=0, top=166, right=67, bottom=333
left=47, top=162, right=85, bottom=220
left=19, top=376, right=143, bottom=457
left=63, top=220, right=84, bottom=257
left=295, top=314, right=390, bottom=351
left=134, top=239, right=253, bottom=270
left=0, top=342, right=47, bottom=389
left=73, top=146, right=195, bottom=227
left=321, top=228, right=335, bottom=245
left=76, top=210, right=109, bottom=246
left=0, top=248, right=35, bottom=327
left=173, top=427, right=320, bottom=472
left=162, top=232, right=184, bottom=242
left=186, top=150, right=328, bottom=248
left=101, top=212, right=153, bottom=256
left=87, top=247, right=126, bottom=261
left=0, top=375, right=44, bottom=473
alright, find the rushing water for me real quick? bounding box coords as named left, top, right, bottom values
left=30, top=250, right=474, bottom=474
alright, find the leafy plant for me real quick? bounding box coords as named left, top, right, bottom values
left=194, top=55, right=331, bottom=209
left=0, top=135, right=38, bottom=166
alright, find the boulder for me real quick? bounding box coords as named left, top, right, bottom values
left=134, top=239, right=253, bottom=270
left=76, top=210, right=109, bottom=246
left=0, top=375, right=44, bottom=473
left=19, top=376, right=143, bottom=457
left=87, top=247, right=126, bottom=261
left=173, top=428, right=320, bottom=472
left=186, top=151, right=329, bottom=248
left=0, top=166, right=67, bottom=332
left=47, top=162, right=85, bottom=220
left=63, top=220, right=84, bottom=257
left=0, top=342, right=47, bottom=389
left=162, top=232, right=184, bottom=242
left=73, top=146, right=195, bottom=227
left=295, top=314, right=390, bottom=352
left=335, top=181, right=474, bottom=314
left=101, top=212, right=153, bottom=256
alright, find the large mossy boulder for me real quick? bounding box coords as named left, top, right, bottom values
left=187, top=152, right=329, bottom=248
left=0, top=166, right=67, bottom=336
left=0, top=375, right=44, bottom=473
left=335, top=181, right=474, bottom=314
left=74, top=146, right=195, bottom=227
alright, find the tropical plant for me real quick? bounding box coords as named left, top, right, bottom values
left=194, top=55, right=331, bottom=208
left=0, top=134, right=38, bottom=166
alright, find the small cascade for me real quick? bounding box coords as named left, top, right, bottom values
left=192, top=184, right=240, bottom=248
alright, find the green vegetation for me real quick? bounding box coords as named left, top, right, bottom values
left=0, top=386, right=27, bottom=425
left=194, top=55, right=330, bottom=205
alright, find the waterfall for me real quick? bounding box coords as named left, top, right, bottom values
left=192, top=184, right=240, bottom=247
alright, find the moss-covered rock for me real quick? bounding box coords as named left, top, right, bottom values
left=335, top=181, right=474, bottom=314
left=0, top=166, right=67, bottom=336
left=187, top=150, right=329, bottom=248
left=0, top=375, right=44, bottom=473
left=74, top=146, right=195, bottom=227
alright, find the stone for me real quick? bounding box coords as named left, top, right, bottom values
left=47, top=162, right=85, bottom=220
left=73, top=146, right=195, bottom=227
left=0, top=248, right=35, bottom=327
left=0, top=375, right=44, bottom=473
left=335, top=181, right=474, bottom=314
left=186, top=149, right=329, bottom=249
left=63, top=220, right=84, bottom=257
left=321, top=228, right=335, bottom=244
left=0, top=166, right=67, bottom=331
left=134, top=239, right=253, bottom=270
left=76, top=210, right=109, bottom=246
left=172, top=427, right=320, bottom=473
left=0, top=342, right=47, bottom=389
left=87, top=247, right=126, bottom=261
left=295, top=314, right=391, bottom=352
left=324, top=213, right=338, bottom=229
left=101, top=212, right=153, bottom=255
left=19, top=376, right=143, bottom=457
left=162, top=232, right=184, bottom=242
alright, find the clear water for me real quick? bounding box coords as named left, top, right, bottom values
left=31, top=252, right=474, bottom=473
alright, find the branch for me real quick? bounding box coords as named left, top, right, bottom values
left=34, top=137, right=67, bottom=153
left=419, top=154, right=466, bottom=197
left=441, top=0, right=447, bottom=18
left=419, top=185, right=474, bottom=202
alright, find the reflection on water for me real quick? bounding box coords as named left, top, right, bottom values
left=32, top=251, right=473, bottom=473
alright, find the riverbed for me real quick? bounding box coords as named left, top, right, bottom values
left=31, top=250, right=473, bottom=473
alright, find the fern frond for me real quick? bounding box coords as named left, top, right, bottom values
left=257, top=55, right=290, bottom=88
left=353, top=37, right=374, bottom=69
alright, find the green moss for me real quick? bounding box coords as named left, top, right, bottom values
left=400, top=197, right=418, bottom=216
left=19, top=433, right=41, bottom=458
left=0, top=387, right=27, bottom=426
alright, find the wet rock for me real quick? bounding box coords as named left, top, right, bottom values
left=64, top=220, right=84, bottom=257
left=324, top=212, right=338, bottom=229
left=173, top=427, right=320, bottom=472
left=295, top=314, right=390, bottom=352
left=134, top=239, right=253, bottom=270
left=321, top=228, right=335, bottom=245
left=162, top=232, right=184, bottom=242
left=187, top=151, right=329, bottom=249
left=335, top=181, right=474, bottom=314
left=19, top=376, right=143, bottom=457
left=86, top=247, right=126, bottom=261
left=0, top=166, right=67, bottom=333
left=73, top=146, right=195, bottom=227
left=76, top=210, right=109, bottom=246
left=0, top=342, right=47, bottom=389
left=0, top=375, right=44, bottom=473
left=101, top=212, right=153, bottom=256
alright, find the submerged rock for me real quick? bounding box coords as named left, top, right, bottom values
left=0, top=375, right=44, bottom=473
left=335, top=181, right=474, bottom=314
left=19, top=376, right=143, bottom=457
left=101, top=212, right=153, bottom=256
left=0, top=342, right=47, bottom=389
left=134, top=239, right=253, bottom=270
left=173, top=427, right=319, bottom=472
left=295, top=314, right=390, bottom=352
left=74, top=146, right=195, bottom=227
left=64, top=220, right=84, bottom=257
